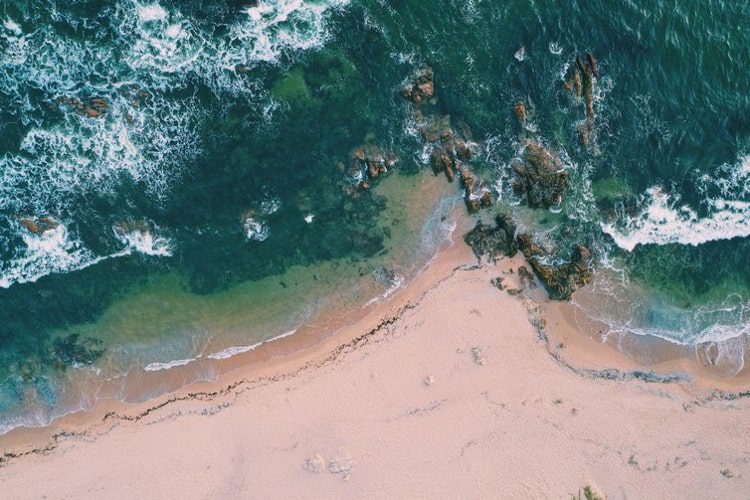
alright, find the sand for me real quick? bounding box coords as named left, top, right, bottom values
left=1, top=241, right=750, bottom=499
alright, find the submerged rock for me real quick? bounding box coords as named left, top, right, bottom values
left=58, top=96, right=109, bottom=118
left=512, top=140, right=569, bottom=208
left=19, top=216, right=58, bottom=234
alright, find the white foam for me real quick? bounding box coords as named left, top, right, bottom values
left=207, top=329, right=297, bottom=360
left=137, top=3, right=168, bottom=22
left=144, top=356, right=197, bottom=372
left=602, top=186, right=750, bottom=252
left=0, top=223, right=102, bottom=289
left=244, top=216, right=270, bottom=241
left=304, top=214, right=315, bottom=223
left=115, top=227, right=173, bottom=256
left=3, top=18, right=22, bottom=35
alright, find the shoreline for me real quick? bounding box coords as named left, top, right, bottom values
left=2, top=215, right=750, bottom=465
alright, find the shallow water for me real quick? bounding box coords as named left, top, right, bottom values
left=1, top=0, right=750, bottom=432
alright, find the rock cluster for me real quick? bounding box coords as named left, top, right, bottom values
left=57, top=96, right=109, bottom=118
left=401, top=67, right=493, bottom=213
left=400, top=67, right=434, bottom=104
left=344, top=144, right=398, bottom=196
left=512, top=140, right=569, bottom=209
left=465, top=216, right=592, bottom=300
left=563, top=53, right=599, bottom=145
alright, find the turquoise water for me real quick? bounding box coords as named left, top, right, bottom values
left=1, top=0, right=749, bottom=431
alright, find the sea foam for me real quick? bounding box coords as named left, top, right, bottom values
left=601, top=187, right=750, bottom=251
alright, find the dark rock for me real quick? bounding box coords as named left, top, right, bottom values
left=490, top=277, right=505, bottom=290
left=512, top=140, right=569, bottom=208
left=401, top=67, right=434, bottom=104
left=463, top=214, right=518, bottom=262
left=517, top=236, right=592, bottom=300
left=454, top=138, right=473, bottom=160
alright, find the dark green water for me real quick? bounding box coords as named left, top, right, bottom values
left=1, top=0, right=749, bottom=431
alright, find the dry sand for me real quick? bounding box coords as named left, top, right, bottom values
left=1, top=242, right=749, bottom=499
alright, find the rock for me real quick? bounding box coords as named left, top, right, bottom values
left=305, top=454, right=326, bottom=473
left=512, top=140, right=569, bottom=208
left=506, top=288, right=523, bottom=296
left=424, top=375, right=435, bottom=386
left=454, top=138, right=473, bottom=160
left=490, top=277, right=505, bottom=290
left=58, top=96, right=109, bottom=119
left=479, top=190, right=493, bottom=208
left=518, top=265, right=536, bottom=288
left=19, top=217, right=58, bottom=234
left=430, top=148, right=454, bottom=175
left=401, top=67, right=434, bottom=104
left=514, top=101, right=527, bottom=124
left=564, top=53, right=599, bottom=145
left=463, top=214, right=518, bottom=262
left=517, top=236, right=592, bottom=300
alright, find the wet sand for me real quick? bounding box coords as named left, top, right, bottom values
left=1, top=231, right=750, bottom=498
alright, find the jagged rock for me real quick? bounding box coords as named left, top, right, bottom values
left=517, top=237, right=592, bottom=300
left=463, top=214, right=518, bottom=261
left=563, top=53, right=599, bottom=145
left=512, top=140, right=569, bottom=208
left=401, top=67, right=434, bottom=104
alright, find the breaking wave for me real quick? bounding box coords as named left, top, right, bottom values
left=601, top=156, right=750, bottom=252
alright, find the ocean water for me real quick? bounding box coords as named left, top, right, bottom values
left=1, top=0, right=749, bottom=432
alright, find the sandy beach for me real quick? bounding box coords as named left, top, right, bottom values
left=1, top=237, right=749, bottom=499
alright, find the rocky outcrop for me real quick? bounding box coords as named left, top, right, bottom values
left=57, top=96, right=109, bottom=118
left=401, top=67, right=493, bottom=213
left=464, top=216, right=592, bottom=300
left=517, top=236, right=592, bottom=300
left=512, top=140, right=569, bottom=208
left=563, top=52, right=599, bottom=145
left=463, top=214, right=518, bottom=262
